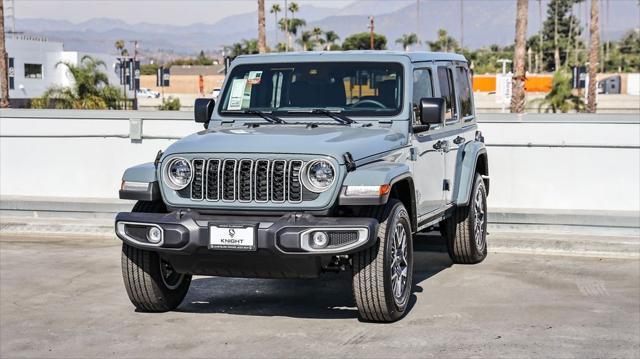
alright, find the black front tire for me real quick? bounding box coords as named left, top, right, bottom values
left=120, top=201, right=192, bottom=312
left=441, top=174, right=488, bottom=264
left=352, top=199, right=413, bottom=322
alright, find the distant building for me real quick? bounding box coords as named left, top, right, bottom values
left=2, top=34, right=124, bottom=107
left=140, top=64, right=226, bottom=95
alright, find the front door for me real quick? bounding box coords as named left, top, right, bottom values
left=411, top=67, right=445, bottom=217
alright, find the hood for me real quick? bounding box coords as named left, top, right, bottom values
left=164, top=124, right=407, bottom=163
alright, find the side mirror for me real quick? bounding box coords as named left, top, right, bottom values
left=419, top=98, right=445, bottom=128
left=194, top=98, right=215, bottom=128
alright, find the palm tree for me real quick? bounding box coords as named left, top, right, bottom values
left=114, top=40, right=127, bottom=56
left=287, top=2, right=300, bottom=49
left=279, top=18, right=306, bottom=50
left=257, top=0, right=267, bottom=53
left=0, top=1, right=9, bottom=108
left=311, top=27, right=324, bottom=50
left=510, top=0, right=529, bottom=113
left=296, top=31, right=314, bottom=51
left=32, top=55, right=123, bottom=109
left=587, top=0, right=599, bottom=113
left=532, top=69, right=584, bottom=113
left=324, top=30, right=340, bottom=51
left=270, top=4, right=281, bottom=44
left=427, top=29, right=459, bottom=52
left=396, top=33, right=419, bottom=51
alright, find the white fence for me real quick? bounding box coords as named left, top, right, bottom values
left=1, top=110, right=639, bottom=215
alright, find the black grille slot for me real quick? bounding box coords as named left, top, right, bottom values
left=288, top=160, right=303, bottom=202
left=222, top=160, right=237, bottom=201
left=190, top=159, right=204, bottom=200
left=205, top=159, right=220, bottom=200
left=238, top=160, right=253, bottom=201
left=271, top=160, right=286, bottom=202
left=254, top=160, right=270, bottom=202
left=328, top=231, right=359, bottom=248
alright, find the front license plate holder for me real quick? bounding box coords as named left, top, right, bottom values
left=209, top=224, right=257, bottom=251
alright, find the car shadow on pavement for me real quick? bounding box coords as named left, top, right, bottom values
left=176, top=231, right=452, bottom=320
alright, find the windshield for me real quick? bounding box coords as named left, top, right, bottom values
left=219, top=62, right=403, bottom=117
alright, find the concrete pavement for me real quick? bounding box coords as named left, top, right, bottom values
left=1, top=233, right=638, bottom=358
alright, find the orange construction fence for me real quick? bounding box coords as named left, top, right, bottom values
left=472, top=75, right=553, bottom=93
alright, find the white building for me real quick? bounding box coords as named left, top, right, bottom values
left=2, top=34, right=125, bottom=106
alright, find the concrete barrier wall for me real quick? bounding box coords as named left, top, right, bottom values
left=1, top=110, right=639, bottom=213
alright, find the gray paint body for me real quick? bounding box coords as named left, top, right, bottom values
left=121, top=51, right=488, bottom=227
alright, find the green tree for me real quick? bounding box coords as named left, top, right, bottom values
left=226, top=39, right=260, bottom=59
left=32, top=55, right=123, bottom=109
left=114, top=40, right=127, bottom=56
left=532, top=69, right=584, bottom=113
left=539, top=0, right=585, bottom=71
left=396, top=33, right=419, bottom=51
left=159, top=96, right=181, bottom=111
left=324, top=30, right=340, bottom=50
left=279, top=17, right=306, bottom=49
left=140, top=63, right=158, bottom=75
left=195, top=50, right=214, bottom=65
left=342, top=32, right=387, bottom=50
left=427, top=29, right=459, bottom=52
left=270, top=4, right=282, bottom=44
left=296, top=30, right=315, bottom=51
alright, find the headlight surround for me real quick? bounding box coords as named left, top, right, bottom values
left=302, top=159, right=336, bottom=193
left=164, top=157, right=192, bottom=190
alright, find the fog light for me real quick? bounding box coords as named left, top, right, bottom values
left=147, top=227, right=162, bottom=244
left=311, top=231, right=329, bottom=248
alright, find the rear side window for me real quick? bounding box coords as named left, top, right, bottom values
left=437, top=67, right=456, bottom=122
left=412, top=68, right=433, bottom=123
left=456, top=67, right=473, bottom=119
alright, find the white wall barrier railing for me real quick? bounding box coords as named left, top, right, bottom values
left=1, top=109, right=639, bottom=218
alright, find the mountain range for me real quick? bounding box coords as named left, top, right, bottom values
left=12, top=0, right=640, bottom=58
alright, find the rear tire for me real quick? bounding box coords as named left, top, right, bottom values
left=441, top=174, right=488, bottom=264
left=352, top=199, right=413, bottom=322
left=120, top=201, right=191, bottom=312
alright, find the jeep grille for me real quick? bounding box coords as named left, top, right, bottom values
left=185, top=158, right=311, bottom=203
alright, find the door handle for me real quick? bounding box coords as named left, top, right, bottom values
left=453, top=136, right=465, bottom=145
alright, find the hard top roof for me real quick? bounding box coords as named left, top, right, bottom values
left=235, top=50, right=467, bottom=63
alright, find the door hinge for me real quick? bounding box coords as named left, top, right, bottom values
left=410, top=147, right=418, bottom=161
left=443, top=179, right=451, bottom=191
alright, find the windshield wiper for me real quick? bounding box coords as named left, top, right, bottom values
left=285, top=109, right=355, bottom=125
left=243, top=109, right=286, bottom=124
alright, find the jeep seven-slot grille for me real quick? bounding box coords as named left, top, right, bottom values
left=189, top=159, right=307, bottom=203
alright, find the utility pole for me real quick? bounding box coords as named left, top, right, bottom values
left=0, top=1, right=9, bottom=108
left=554, top=0, right=560, bottom=71
left=368, top=16, right=375, bottom=50
left=460, top=0, right=464, bottom=49
left=131, top=40, right=138, bottom=110
left=587, top=0, right=599, bottom=113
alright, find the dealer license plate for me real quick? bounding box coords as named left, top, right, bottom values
left=209, top=225, right=256, bottom=251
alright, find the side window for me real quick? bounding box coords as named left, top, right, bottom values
left=412, top=68, right=433, bottom=124
left=437, top=66, right=456, bottom=122
left=456, top=67, right=473, bottom=119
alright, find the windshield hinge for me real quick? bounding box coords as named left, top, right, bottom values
left=344, top=152, right=357, bottom=172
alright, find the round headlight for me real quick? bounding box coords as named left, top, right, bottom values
left=164, top=158, right=192, bottom=190
left=303, top=160, right=336, bottom=192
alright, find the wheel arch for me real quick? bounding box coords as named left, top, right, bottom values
left=453, top=141, right=489, bottom=207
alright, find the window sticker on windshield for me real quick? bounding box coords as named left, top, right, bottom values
left=247, top=71, right=262, bottom=85
left=227, top=78, right=248, bottom=110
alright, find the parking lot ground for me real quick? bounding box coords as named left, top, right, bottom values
left=1, top=233, right=639, bottom=358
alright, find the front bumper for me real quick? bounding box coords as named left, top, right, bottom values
left=115, top=211, right=378, bottom=256
left=115, top=211, right=378, bottom=278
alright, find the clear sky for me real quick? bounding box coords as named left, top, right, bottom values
left=9, top=0, right=365, bottom=25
